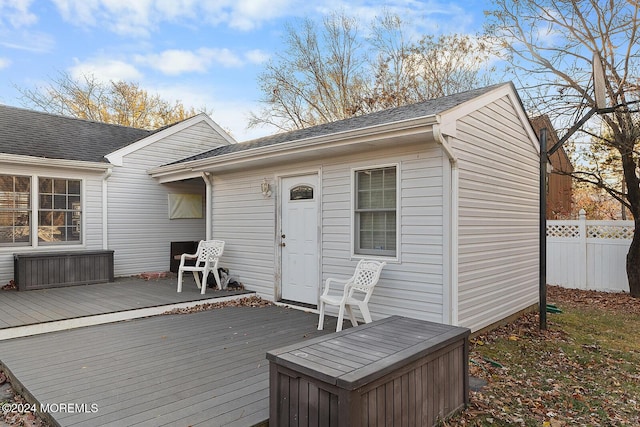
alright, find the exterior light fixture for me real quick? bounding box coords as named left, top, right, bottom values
left=261, top=178, right=272, bottom=198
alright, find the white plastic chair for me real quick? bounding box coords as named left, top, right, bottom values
left=177, top=240, right=225, bottom=294
left=317, top=259, right=386, bottom=332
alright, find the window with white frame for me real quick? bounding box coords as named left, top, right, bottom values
left=0, top=175, right=83, bottom=246
left=354, top=166, right=397, bottom=257
left=38, top=177, right=82, bottom=244
left=0, top=175, right=31, bottom=245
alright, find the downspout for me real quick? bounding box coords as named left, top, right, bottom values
left=433, top=124, right=459, bottom=326
left=202, top=172, right=213, bottom=240
left=102, top=168, right=113, bottom=250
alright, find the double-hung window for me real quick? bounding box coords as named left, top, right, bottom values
left=0, top=175, right=83, bottom=246
left=38, top=178, right=82, bottom=244
left=0, top=175, right=31, bottom=245
left=354, top=165, right=397, bottom=257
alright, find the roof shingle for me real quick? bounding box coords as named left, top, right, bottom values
left=0, top=104, right=153, bottom=163
left=172, top=83, right=508, bottom=165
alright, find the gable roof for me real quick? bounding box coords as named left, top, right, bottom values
left=0, top=104, right=153, bottom=163
left=171, top=83, right=509, bottom=165
left=104, top=112, right=235, bottom=167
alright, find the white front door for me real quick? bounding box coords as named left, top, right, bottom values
left=280, top=174, right=319, bottom=306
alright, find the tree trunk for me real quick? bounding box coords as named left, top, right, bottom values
left=627, top=219, right=640, bottom=297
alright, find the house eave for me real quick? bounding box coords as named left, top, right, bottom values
left=0, top=153, right=112, bottom=172
left=150, top=115, right=440, bottom=181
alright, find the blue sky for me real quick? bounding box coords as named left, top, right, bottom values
left=0, top=1, right=488, bottom=141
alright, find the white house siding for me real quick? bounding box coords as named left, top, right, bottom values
left=0, top=163, right=105, bottom=284
left=108, top=122, right=227, bottom=276
left=454, top=95, right=539, bottom=332
left=210, top=143, right=447, bottom=323
left=211, top=170, right=279, bottom=298
left=321, top=145, right=446, bottom=324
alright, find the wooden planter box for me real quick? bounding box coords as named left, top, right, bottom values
left=267, top=316, right=470, bottom=427
left=14, top=250, right=114, bottom=291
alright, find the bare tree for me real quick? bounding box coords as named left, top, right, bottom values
left=486, top=0, right=640, bottom=296
left=250, top=11, right=498, bottom=131
left=367, top=14, right=498, bottom=111
left=249, top=13, right=368, bottom=131
left=17, top=72, right=203, bottom=129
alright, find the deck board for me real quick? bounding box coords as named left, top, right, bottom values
left=0, top=276, right=248, bottom=329
left=0, top=305, right=337, bottom=426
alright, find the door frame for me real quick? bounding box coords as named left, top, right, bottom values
left=274, top=169, right=322, bottom=305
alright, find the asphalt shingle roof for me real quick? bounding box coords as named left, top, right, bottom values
left=0, top=104, right=153, bottom=163
left=172, top=83, right=508, bottom=165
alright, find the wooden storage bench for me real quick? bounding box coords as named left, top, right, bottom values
left=267, top=315, right=470, bottom=427
left=14, top=250, right=114, bottom=291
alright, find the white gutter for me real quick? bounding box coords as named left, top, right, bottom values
left=202, top=172, right=213, bottom=240
left=433, top=123, right=459, bottom=326
left=102, top=168, right=113, bottom=250
left=0, top=153, right=111, bottom=171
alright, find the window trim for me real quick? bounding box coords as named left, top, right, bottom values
left=351, top=163, right=400, bottom=261
left=37, top=176, right=83, bottom=246
left=0, top=173, right=84, bottom=249
left=0, top=174, right=32, bottom=247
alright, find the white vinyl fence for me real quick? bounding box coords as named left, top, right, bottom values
left=547, top=211, right=634, bottom=293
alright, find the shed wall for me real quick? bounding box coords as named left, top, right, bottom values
left=453, top=95, right=539, bottom=331
left=211, top=143, right=447, bottom=323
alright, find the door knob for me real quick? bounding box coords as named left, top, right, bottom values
left=280, top=242, right=286, bottom=247
left=281, top=234, right=286, bottom=238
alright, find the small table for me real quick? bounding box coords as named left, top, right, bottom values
left=267, top=315, right=470, bottom=427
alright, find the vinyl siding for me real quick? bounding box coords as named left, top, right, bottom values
left=211, top=171, right=277, bottom=298
left=454, top=95, right=539, bottom=332
left=321, top=147, right=446, bottom=323
left=210, top=144, right=447, bottom=323
left=107, top=121, right=228, bottom=276
left=0, top=164, right=105, bottom=284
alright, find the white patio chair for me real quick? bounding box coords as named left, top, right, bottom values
left=317, top=259, right=386, bottom=332
left=177, top=240, right=225, bottom=294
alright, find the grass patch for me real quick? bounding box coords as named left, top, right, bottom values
left=446, top=287, right=640, bottom=426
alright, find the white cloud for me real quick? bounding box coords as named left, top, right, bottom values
left=151, top=0, right=199, bottom=20
left=245, top=49, right=270, bottom=64
left=136, top=50, right=211, bottom=75
left=52, top=0, right=98, bottom=27
left=53, top=0, right=156, bottom=36
left=314, top=0, right=478, bottom=37
left=223, top=0, right=298, bottom=30
left=206, top=48, right=244, bottom=68
left=50, top=0, right=303, bottom=36
left=151, top=82, right=276, bottom=141
left=0, top=57, right=11, bottom=69
left=0, top=30, right=55, bottom=52
left=209, top=101, right=276, bottom=142
left=0, top=0, right=37, bottom=28
left=136, top=48, right=247, bottom=75
left=69, top=57, right=143, bottom=82
left=0, top=1, right=53, bottom=53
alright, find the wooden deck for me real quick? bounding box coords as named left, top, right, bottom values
left=0, top=305, right=337, bottom=426
left=0, top=276, right=249, bottom=330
